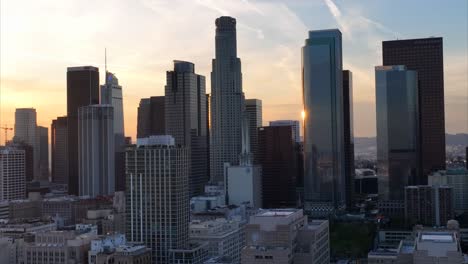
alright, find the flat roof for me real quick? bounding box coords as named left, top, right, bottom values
left=421, top=233, right=454, bottom=242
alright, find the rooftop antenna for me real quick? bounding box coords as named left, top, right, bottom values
left=105, top=48, right=107, bottom=73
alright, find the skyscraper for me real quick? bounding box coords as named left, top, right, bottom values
left=67, top=66, right=100, bottom=195
left=376, top=65, right=419, bottom=200
left=101, top=71, right=126, bottom=191
left=78, top=105, right=115, bottom=197
left=210, top=16, right=244, bottom=184
left=0, top=147, right=26, bottom=201
left=51, top=116, right=68, bottom=185
left=302, top=29, right=346, bottom=215
left=137, top=96, right=165, bottom=139
left=165, top=60, right=208, bottom=197
left=343, top=70, right=355, bottom=208
left=383, top=37, right=445, bottom=182
left=269, top=120, right=300, bottom=143
left=126, top=136, right=189, bottom=264
left=245, top=99, right=262, bottom=164
left=37, top=126, right=49, bottom=181
left=14, top=108, right=39, bottom=180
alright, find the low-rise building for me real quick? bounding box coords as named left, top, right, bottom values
left=83, top=208, right=125, bottom=235
left=88, top=233, right=151, bottom=264
left=0, top=218, right=56, bottom=239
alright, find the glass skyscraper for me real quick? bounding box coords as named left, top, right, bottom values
left=302, top=29, right=346, bottom=215
left=376, top=65, right=419, bottom=200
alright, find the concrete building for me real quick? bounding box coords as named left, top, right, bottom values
left=210, top=16, right=245, bottom=185
left=88, top=233, right=151, bottom=264
left=51, top=116, right=68, bottom=185
left=137, top=96, right=165, bottom=139
left=226, top=165, right=262, bottom=209
left=83, top=208, right=125, bottom=235
left=241, top=209, right=329, bottom=264
left=78, top=105, right=115, bottom=197
left=0, top=147, right=26, bottom=202
left=302, top=29, right=346, bottom=215
left=126, top=136, right=189, bottom=264
left=269, top=120, right=300, bottom=143
left=14, top=108, right=39, bottom=180
left=0, top=219, right=56, bottom=239
left=8, top=199, right=42, bottom=219
left=245, top=99, right=262, bottom=164
left=0, top=237, right=23, bottom=264
left=376, top=65, right=419, bottom=201
left=405, top=185, right=454, bottom=227
left=429, top=169, right=468, bottom=213
left=169, top=242, right=209, bottom=264
left=190, top=219, right=244, bottom=263
left=165, top=60, right=209, bottom=197
left=67, top=66, right=100, bottom=195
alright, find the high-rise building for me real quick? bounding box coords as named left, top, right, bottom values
left=269, top=120, right=300, bottom=143
left=404, top=185, right=453, bottom=227
left=302, top=29, right=346, bottom=215
left=429, top=169, right=468, bottom=214
left=375, top=66, right=419, bottom=200
left=165, top=60, right=208, bottom=197
left=241, top=209, right=329, bottom=264
left=37, top=126, right=49, bottom=181
left=78, top=105, right=115, bottom=197
left=0, top=147, right=26, bottom=201
left=126, top=136, right=189, bottom=264
left=14, top=108, right=39, bottom=180
left=137, top=96, right=165, bottom=139
left=6, top=140, right=34, bottom=182
left=383, top=37, right=445, bottom=181
left=245, top=99, right=262, bottom=163
left=101, top=71, right=126, bottom=192
left=343, top=70, right=355, bottom=208
left=210, top=16, right=245, bottom=185
left=51, top=116, right=68, bottom=185
left=67, top=66, right=100, bottom=195
left=258, top=126, right=297, bottom=208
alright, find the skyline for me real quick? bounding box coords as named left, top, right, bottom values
left=1, top=0, right=467, bottom=141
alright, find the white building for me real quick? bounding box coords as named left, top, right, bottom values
left=429, top=169, right=468, bottom=213
left=0, top=147, right=26, bottom=202
left=101, top=72, right=125, bottom=150
left=78, top=105, right=115, bottom=197
left=269, top=120, right=300, bottom=143
left=225, top=164, right=262, bottom=209
left=190, top=218, right=244, bottom=263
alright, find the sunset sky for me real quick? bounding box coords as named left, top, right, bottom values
left=1, top=0, right=467, bottom=142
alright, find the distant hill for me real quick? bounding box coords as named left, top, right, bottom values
left=354, top=133, right=467, bottom=158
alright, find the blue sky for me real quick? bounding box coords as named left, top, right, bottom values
left=0, top=0, right=466, bottom=139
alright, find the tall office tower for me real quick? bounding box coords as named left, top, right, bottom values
left=0, top=147, right=26, bottom=201
left=302, top=29, right=346, bottom=215
left=14, top=108, right=39, bottom=180
left=269, top=120, right=300, bottom=143
left=51, top=116, right=68, bottom=184
left=376, top=66, right=419, bottom=200
left=165, top=60, right=208, bottom=197
left=67, top=66, right=100, bottom=195
left=343, top=70, right=355, bottom=209
left=36, top=126, right=49, bottom=181
left=78, top=105, right=115, bottom=197
left=126, top=136, right=189, bottom=264
left=6, top=140, right=33, bottom=182
left=136, top=96, right=165, bottom=138
left=245, top=99, right=262, bottom=163
left=383, top=37, right=445, bottom=182
left=241, top=209, right=330, bottom=264
left=258, top=126, right=297, bottom=208
left=101, top=71, right=126, bottom=192
left=210, top=16, right=245, bottom=184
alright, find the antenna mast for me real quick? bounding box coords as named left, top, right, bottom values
left=105, top=48, right=107, bottom=73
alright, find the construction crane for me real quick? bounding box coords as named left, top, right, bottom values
left=0, top=126, right=13, bottom=145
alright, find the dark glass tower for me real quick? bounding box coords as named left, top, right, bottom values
left=210, top=16, right=244, bottom=185
left=343, top=70, right=355, bottom=208
left=165, top=60, right=208, bottom=197
left=258, top=126, right=297, bottom=208
left=66, top=66, right=99, bottom=195
left=137, top=96, right=165, bottom=139
left=51, top=116, right=68, bottom=185
left=245, top=99, right=262, bottom=164
left=302, top=29, right=346, bottom=215
left=383, top=37, right=445, bottom=182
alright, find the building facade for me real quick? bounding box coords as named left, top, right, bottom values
left=165, top=60, right=208, bottom=197
left=51, top=116, right=68, bottom=185
left=376, top=65, right=419, bottom=200
left=210, top=16, right=245, bottom=185
left=14, top=108, right=39, bottom=180
left=342, top=70, right=355, bottom=209
left=383, top=37, right=445, bottom=182
left=126, top=136, right=189, bottom=264
left=429, top=169, right=468, bottom=213
left=0, top=147, right=26, bottom=202
left=37, top=126, right=49, bottom=181
left=78, top=105, right=115, bottom=197
left=302, top=29, right=346, bottom=215
left=245, top=99, right=262, bottom=164
left=137, top=96, right=165, bottom=139
left=269, top=120, right=300, bottom=143
left=67, top=66, right=100, bottom=195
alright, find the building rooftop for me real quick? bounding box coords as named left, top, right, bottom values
left=416, top=231, right=460, bottom=257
